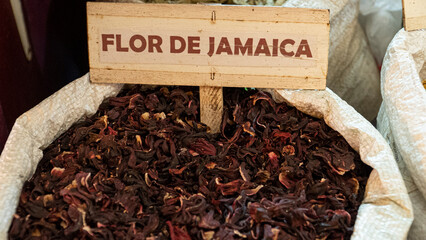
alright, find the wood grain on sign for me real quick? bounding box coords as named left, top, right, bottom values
left=402, top=0, right=426, bottom=31
left=87, top=2, right=330, bottom=89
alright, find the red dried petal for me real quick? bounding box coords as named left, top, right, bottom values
left=243, top=122, right=256, bottom=137
left=108, top=126, right=117, bottom=136
left=239, top=163, right=251, bottom=182
left=205, top=162, right=217, bottom=170
left=167, top=221, right=192, bottom=240
left=279, top=172, right=295, bottom=189
left=198, top=210, right=220, bottom=229
left=268, top=152, right=279, bottom=169
left=248, top=202, right=271, bottom=223
left=189, top=138, right=216, bottom=156
left=244, top=185, right=264, bottom=196
left=215, top=178, right=244, bottom=196
left=169, top=166, right=187, bottom=175
left=51, top=167, right=65, bottom=179
left=272, top=130, right=291, bottom=141
left=282, top=145, right=295, bottom=156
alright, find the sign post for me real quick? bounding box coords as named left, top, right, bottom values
left=87, top=2, right=330, bottom=132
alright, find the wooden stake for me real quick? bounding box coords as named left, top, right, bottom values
left=200, top=86, right=223, bottom=133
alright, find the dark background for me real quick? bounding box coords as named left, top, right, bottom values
left=0, top=0, right=90, bottom=152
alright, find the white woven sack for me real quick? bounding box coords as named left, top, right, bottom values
left=377, top=29, right=426, bottom=240
left=0, top=74, right=412, bottom=239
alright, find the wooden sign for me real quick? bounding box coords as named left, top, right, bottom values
left=87, top=2, right=330, bottom=132
left=402, top=0, right=426, bottom=31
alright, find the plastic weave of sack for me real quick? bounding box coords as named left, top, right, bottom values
left=377, top=29, right=426, bottom=240
left=359, top=0, right=403, bottom=66
left=0, top=74, right=413, bottom=239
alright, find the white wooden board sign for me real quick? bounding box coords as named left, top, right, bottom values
left=87, top=2, right=330, bottom=90
left=402, top=0, right=426, bottom=31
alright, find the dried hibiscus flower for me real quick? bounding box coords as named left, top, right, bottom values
left=9, top=86, right=371, bottom=240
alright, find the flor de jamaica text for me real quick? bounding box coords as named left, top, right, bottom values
left=101, top=34, right=313, bottom=58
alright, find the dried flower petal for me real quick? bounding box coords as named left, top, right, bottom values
left=141, top=112, right=150, bottom=120
left=189, top=138, right=216, bottom=156
left=9, top=87, right=370, bottom=240
left=279, top=172, right=294, bottom=189
left=154, top=112, right=166, bottom=121
left=282, top=145, right=295, bottom=156
left=51, top=167, right=65, bottom=179
left=205, top=162, right=217, bottom=170
left=169, top=166, right=187, bottom=175
left=167, top=221, right=191, bottom=240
